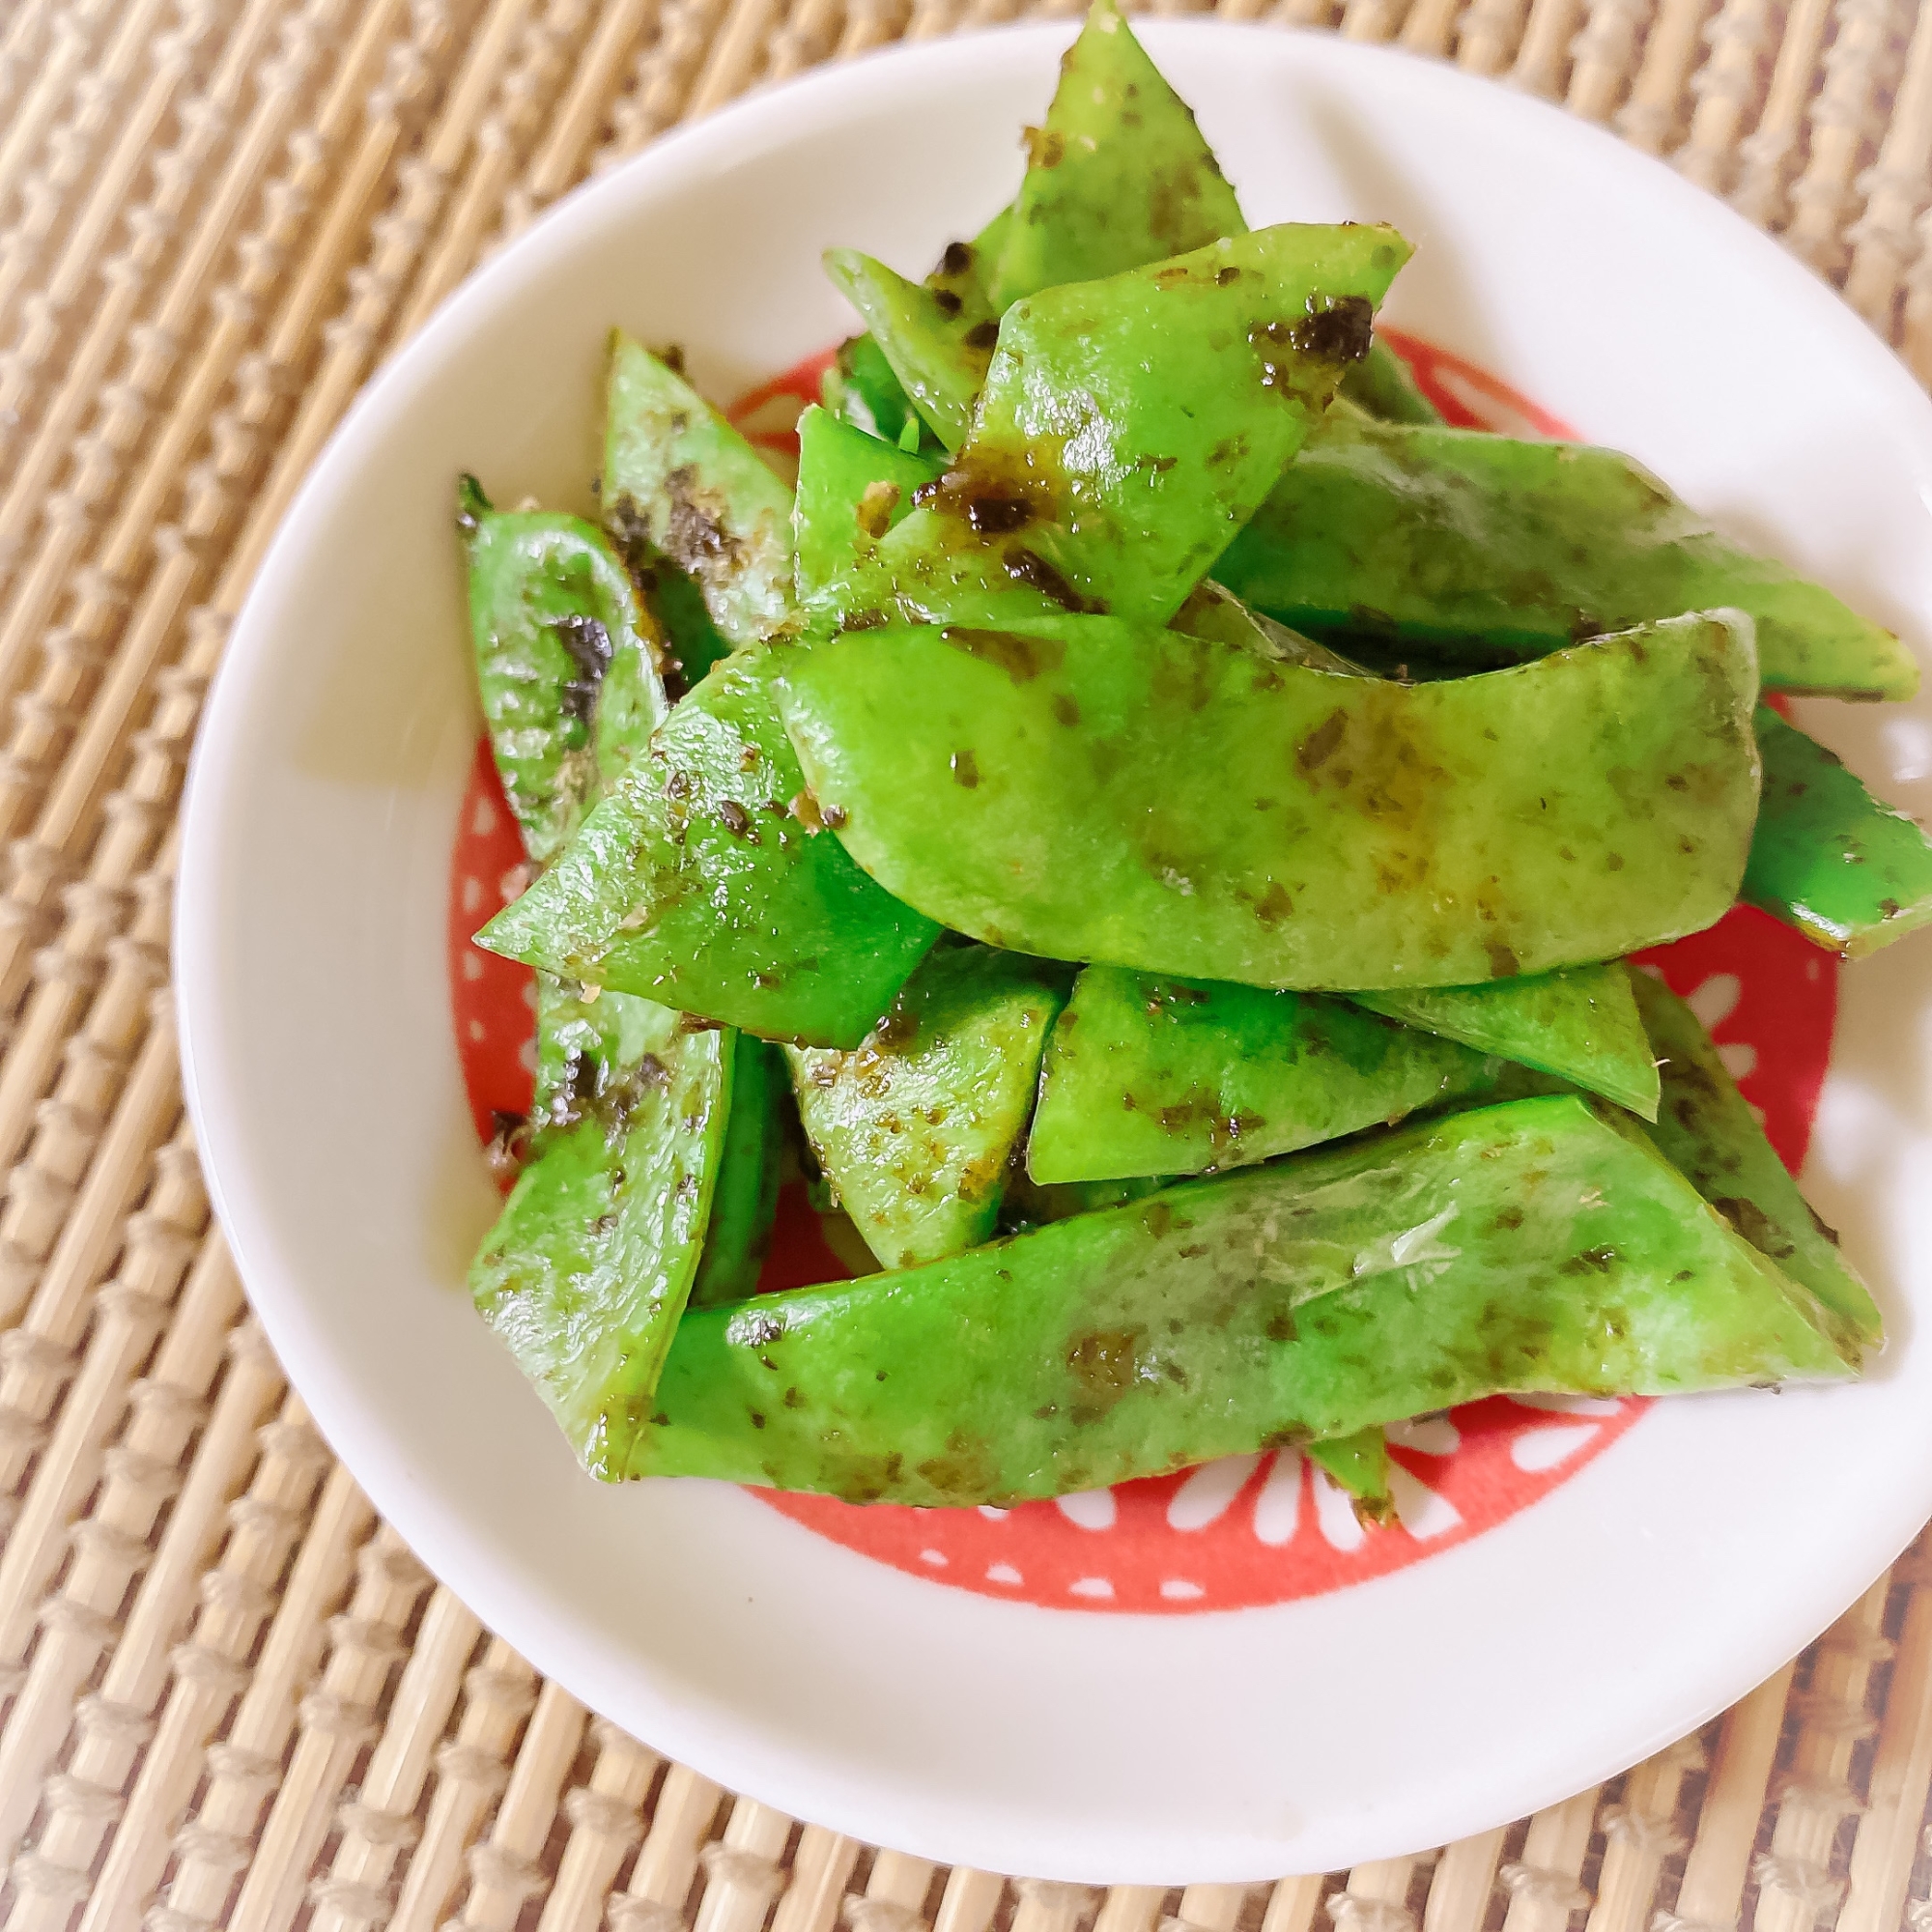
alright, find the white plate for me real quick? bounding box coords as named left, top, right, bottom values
left=176, top=22, right=1932, bottom=1883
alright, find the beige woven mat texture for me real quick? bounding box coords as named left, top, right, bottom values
left=0, top=0, right=1929, bottom=1925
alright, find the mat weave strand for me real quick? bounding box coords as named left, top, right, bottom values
left=1, top=0, right=1930, bottom=1926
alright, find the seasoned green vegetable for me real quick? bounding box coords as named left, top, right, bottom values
left=531, top=975, right=670, bottom=1127
left=884, top=222, right=1411, bottom=626
left=1338, top=339, right=1441, bottom=426
left=787, top=945, right=1065, bottom=1268
left=1307, top=1428, right=1394, bottom=1522
left=531, top=976, right=768, bottom=1342
left=826, top=0, right=1258, bottom=455
left=1634, top=970, right=1882, bottom=1345
left=987, top=0, right=1245, bottom=309
left=863, top=502, right=1070, bottom=633
left=1349, top=961, right=1659, bottom=1120
left=630, top=554, right=733, bottom=695
left=464, top=475, right=673, bottom=1172
left=690, top=1034, right=785, bottom=1308
left=460, top=0, right=1898, bottom=1511
left=823, top=251, right=997, bottom=456
left=1215, top=413, right=1918, bottom=700
left=823, top=206, right=1016, bottom=451
left=933, top=209, right=1012, bottom=311
left=1744, top=705, right=1932, bottom=955
left=465, top=485, right=742, bottom=1463
left=792, top=404, right=942, bottom=625
left=829, top=222, right=1410, bottom=631
left=822, top=329, right=927, bottom=448
left=1002, top=1171, right=1173, bottom=1232
left=481, top=645, right=942, bottom=1046
left=474, top=1008, right=733, bottom=1477
left=779, top=611, right=1761, bottom=990
left=1027, top=966, right=1503, bottom=1181
left=602, top=331, right=794, bottom=652
left=459, top=481, right=668, bottom=865
left=628, top=1094, right=1859, bottom=1501
left=1171, top=581, right=1368, bottom=673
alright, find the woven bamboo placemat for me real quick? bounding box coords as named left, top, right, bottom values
left=2, top=0, right=1931, bottom=1924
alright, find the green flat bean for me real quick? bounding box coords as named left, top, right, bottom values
left=459, top=480, right=668, bottom=865
left=823, top=251, right=997, bottom=456
left=885, top=222, right=1410, bottom=626
left=1744, top=705, right=1932, bottom=955
left=462, top=484, right=674, bottom=1160
left=1349, top=961, right=1659, bottom=1119
left=460, top=0, right=1887, bottom=1504
left=481, top=646, right=942, bottom=1046
left=792, top=404, right=941, bottom=627
left=602, top=331, right=794, bottom=655
left=626, top=1094, right=1857, bottom=1501
left=690, top=1034, right=785, bottom=1308
left=823, top=207, right=1015, bottom=451
left=1170, top=581, right=1368, bottom=673
left=778, top=611, right=1760, bottom=990
left=532, top=974, right=673, bottom=1129
left=474, top=1007, right=733, bottom=1477
left=987, top=0, right=1245, bottom=309
left=827, top=0, right=1270, bottom=455
left=864, top=504, right=1072, bottom=633
left=822, top=330, right=927, bottom=449
left=787, top=945, right=1065, bottom=1268
left=936, top=208, right=1013, bottom=308
left=1338, top=339, right=1442, bottom=426
left=1027, top=966, right=1503, bottom=1181
left=1001, top=1171, right=1173, bottom=1232
left=1215, top=413, right=1918, bottom=700
left=464, top=498, right=739, bottom=1468
left=1307, top=1428, right=1393, bottom=1521
left=629, top=554, right=733, bottom=696
left=1634, top=969, right=1882, bottom=1344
